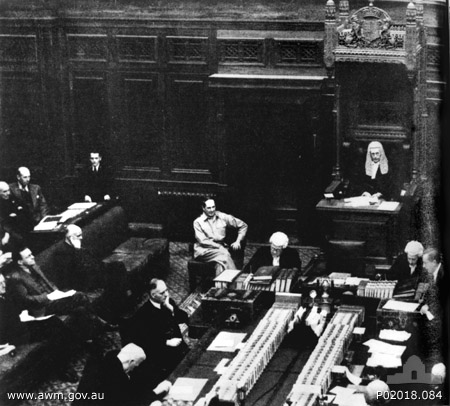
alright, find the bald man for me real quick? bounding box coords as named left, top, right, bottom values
left=75, top=343, right=171, bottom=405
left=9, top=167, right=49, bottom=228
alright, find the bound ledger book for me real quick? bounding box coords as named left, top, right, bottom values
left=252, top=266, right=281, bottom=283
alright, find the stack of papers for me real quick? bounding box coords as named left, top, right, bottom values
left=379, top=329, right=411, bottom=342
left=378, top=201, right=400, bottom=211
left=330, top=386, right=367, bottom=406
left=167, top=377, right=208, bottom=401
left=364, top=339, right=406, bottom=368
left=207, top=332, right=247, bottom=352
left=343, top=196, right=373, bottom=207
left=382, top=300, right=419, bottom=312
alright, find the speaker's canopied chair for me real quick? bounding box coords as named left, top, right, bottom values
left=326, top=239, right=366, bottom=276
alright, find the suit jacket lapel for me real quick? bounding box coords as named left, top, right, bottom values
left=31, top=265, right=57, bottom=291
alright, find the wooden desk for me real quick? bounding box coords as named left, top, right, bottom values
left=168, top=307, right=316, bottom=406
left=29, top=201, right=115, bottom=253
left=316, top=199, right=404, bottom=265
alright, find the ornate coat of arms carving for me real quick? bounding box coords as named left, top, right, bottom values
left=338, top=5, right=403, bottom=49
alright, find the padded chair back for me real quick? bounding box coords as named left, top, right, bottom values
left=326, top=239, right=366, bottom=276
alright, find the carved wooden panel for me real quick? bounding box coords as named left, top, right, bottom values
left=122, top=75, right=162, bottom=167
left=67, top=34, right=108, bottom=62
left=0, top=35, right=37, bottom=63
left=117, top=35, right=157, bottom=63
left=426, top=44, right=441, bottom=68
left=274, top=40, right=322, bottom=66
left=167, top=77, right=210, bottom=170
left=70, top=74, right=109, bottom=163
left=218, top=39, right=264, bottom=64
left=167, top=36, right=208, bottom=63
left=0, top=75, right=44, bottom=167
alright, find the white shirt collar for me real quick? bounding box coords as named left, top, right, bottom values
left=433, top=263, right=441, bottom=282
left=18, top=183, right=29, bottom=192
left=149, top=298, right=161, bottom=309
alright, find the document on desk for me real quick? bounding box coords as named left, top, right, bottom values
left=58, top=208, right=87, bottom=222
left=343, top=196, right=372, bottom=207
left=207, top=332, right=247, bottom=352
left=329, top=386, right=358, bottom=405
left=379, top=329, right=411, bottom=342
left=363, top=339, right=406, bottom=356
left=168, top=377, right=208, bottom=401
left=377, top=201, right=400, bottom=211
left=367, top=353, right=403, bottom=368
left=382, top=299, right=419, bottom=312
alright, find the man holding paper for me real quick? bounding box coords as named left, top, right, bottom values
left=5, top=246, right=111, bottom=337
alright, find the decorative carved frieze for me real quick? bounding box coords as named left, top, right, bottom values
left=117, top=36, right=157, bottom=62
left=325, top=0, right=424, bottom=70
left=218, top=39, right=264, bottom=64
left=67, top=34, right=107, bottom=61
left=337, top=7, right=404, bottom=49
left=0, top=35, right=37, bottom=63
left=426, top=45, right=441, bottom=67
left=274, top=40, right=322, bottom=65
left=167, top=36, right=208, bottom=63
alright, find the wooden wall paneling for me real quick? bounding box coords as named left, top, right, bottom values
left=166, top=34, right=209, bottom=71
left=0, top=73, right=44, bottom=173
left=166, top=74, right=213, bottom=180
left=120, top=72, right=163, bottom=170
left=68, top=71, right=110, bottom=166
left=0, top=29, right=46, bottom=178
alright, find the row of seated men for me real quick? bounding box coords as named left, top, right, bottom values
left=0, top=152, right=113, bottom=251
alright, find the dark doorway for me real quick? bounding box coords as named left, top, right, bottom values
left=225, top=95, right=322, bottom=244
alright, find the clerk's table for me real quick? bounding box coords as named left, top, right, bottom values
left=316, top=198, right=403, bottom=265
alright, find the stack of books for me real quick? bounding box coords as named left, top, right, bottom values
left=393, top=277, right=418, bottom=299
left=249, top=267, right=298, bottom=293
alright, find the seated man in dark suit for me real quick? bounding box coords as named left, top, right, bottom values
left=74, top=343, right=172, bottom=406
left=9, top=167, right=49, bottom=229
left=80, top=151, right=113, bottom=203
left=5, top=246, right=110, bottom=342
left=52, top=224, right=102, bottom=292
left=245, top=232, right=301, bottom=274
left=193, top=197, right=248, bottom=275
left=0, top=181, right=29, bottom=243
left=388, top=240, right=424, bottom=280
left=121, top=278, right=189, bottom=384
left=0, top=273, right=29, bottom=345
